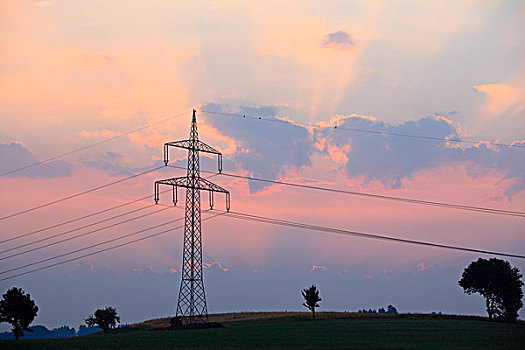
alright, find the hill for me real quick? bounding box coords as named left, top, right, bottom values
left=1, top=312, right=524, bottom=349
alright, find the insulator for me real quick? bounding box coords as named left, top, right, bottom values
left=154, top=182, right=159, bottom=204
left=164, top=143, right=169, bottom=166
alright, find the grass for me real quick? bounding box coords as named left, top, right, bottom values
left=2, top=312, right=524, bottom=349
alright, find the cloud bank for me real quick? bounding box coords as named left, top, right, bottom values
left=0, top=142, right=72, bottom=178
left=202, top=103, right=315, bottom=193
left=200, top=103, right=525, bottom=200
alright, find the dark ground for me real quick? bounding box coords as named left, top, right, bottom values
left=1, top=312, right=524, bottom=349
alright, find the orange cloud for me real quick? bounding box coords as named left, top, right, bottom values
left=202, top=261, right=229, bottom=272
left=474, top=83, right=520, bottom=114
left=311, top=265, right=327, bottom=272
left=79, top=129, right=119, bottom=140
left=99, top=108, right=135, bottom=121
left=199, top=122, right=238, bottom=155
left=34, top=0, right=56, bottom=8
left=128, top=129, right=169, bottom=149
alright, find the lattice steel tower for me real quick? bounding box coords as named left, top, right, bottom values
left=154, top=109, right=230, bottom=325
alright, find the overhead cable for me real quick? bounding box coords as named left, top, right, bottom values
left=0, top=189, right=171, bottom=245
left=0, top=211, right=224, bottom=282
left=200, top=109, right=525, bottom=149
left=1, top=110, right=189, bottom=177
left=222, top=210, right=525, bottom=259
left=0, top=206, right=170, bottom=261
left=0, top=165, right=164, bottom=222
left=167, top=165, right=525, bottom=218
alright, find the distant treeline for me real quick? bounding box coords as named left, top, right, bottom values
left=357, top=305, right=398, bottom=314
left=0, top=325, right=102, bottom=340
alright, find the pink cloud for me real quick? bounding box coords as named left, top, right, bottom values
left=474, top=83, right=520, bottom=115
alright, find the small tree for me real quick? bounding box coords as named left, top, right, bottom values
left=459, top=258, right=523, bottom=323
left=386, top=305, right=398, bottom=314
left=0, top=287, right=39, bottom=340
left=85, top=306, right=120, bottom=334
left=302, top=285, right=322, bottom=320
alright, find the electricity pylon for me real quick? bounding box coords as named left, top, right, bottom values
left=154, top=109, right=230, bottom=325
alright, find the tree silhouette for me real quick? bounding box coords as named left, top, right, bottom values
left=386, top=305, right=398, bottom=314
left=85, top=306, right=120, bottom=334
left=0, top=287, right=38, bottom=340
left=459, top=258, right=523, bottom=323
left=302, top=285, right=322, bottom=320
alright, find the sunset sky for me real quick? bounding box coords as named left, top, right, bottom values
left=1, top=0, right=524, bottom=329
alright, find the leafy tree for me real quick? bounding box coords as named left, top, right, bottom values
left=0, top=287, right=39, bottom=340
left=386, top=305, right=398, bottom=314
left=85, top=306, right=120, bottom=334
left=459, top=258, right=523, bottom=323
left=302, top=285, right=322, bottom=320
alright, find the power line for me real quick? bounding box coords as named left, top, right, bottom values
left=0, top=212, right=181, bottom=276
left=167, top=165, right=525, bottom=218
left=0, top=212, right=224, bottom=282
left=0, top=110, right=189, bottom=177
left=1, top=173, right=216, bottom=245
left=0, top=165, right=164, bottom=222
left=1, top=173, right=216, bottom=258
left=0, top=205, right=151, bottom=254
left=200, top=109, right=525, bottom=149
left=0, top=189, right=171, bottom=245
left=0, top=206, right=170, bottom=260
left=222, top=210, right=525, bottom=259
left=1, top=206, right=521, bottom=283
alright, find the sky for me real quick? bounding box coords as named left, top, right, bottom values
left=1, top=0, right=524, bottom=330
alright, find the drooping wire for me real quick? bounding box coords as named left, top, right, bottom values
left=200, top=109, right=525, bottom=149
left=0, top=165, right=164, bottom=222
left=0, top=189, right=171, bottom=245
left=0, top=172, right=215, bottom=253
left=0, top=211, right=180, bottom=276
left=1, top=206, right=522, bottom=283
left=0, top=211, right=225, bottom=282
left=167, top=165, right=525, bottom=218
left=0, top=206, right=170, bottom=261
left=1, top=110, right=189, bottom=177
left=221, top=210, right=525, bottom=259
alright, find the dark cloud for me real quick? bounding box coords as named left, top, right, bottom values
left=76, top=104, right=525, bottom=200
left=0, top=142, right=72, bottom=178
left=319, top=116, right=462, bottom=189
left=322, top=30, right=355, bottom=50
left=201, top=103, right=525, bottom=198
left=202, top=103, right=315, bottom=193
left=319, top=116, right=525, bottom=199
left=83, top=151, right=135, bottom=177
left=82, top=151, right=171, bottom=177
left=462, top=141, right=525, bottom=201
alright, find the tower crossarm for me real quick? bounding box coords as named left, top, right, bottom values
left=155, top=176, right=230, bottom=210
left=164, top=140, right=223, bottom=173
left=196, top=177, right=229, bottom=193
left=165, top=140, right=221, bottom=155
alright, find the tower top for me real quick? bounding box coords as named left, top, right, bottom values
left=190, top=109, right=198, bottom=141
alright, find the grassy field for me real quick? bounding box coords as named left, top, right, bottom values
left=2, top=312, right=524, bottom=349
